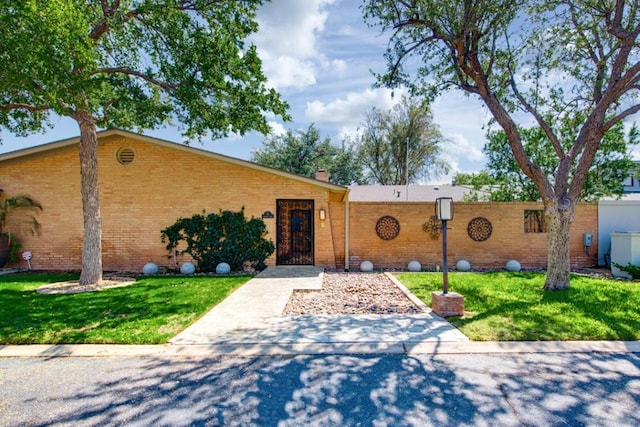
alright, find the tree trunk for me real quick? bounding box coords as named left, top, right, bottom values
left=543, top=201, right=573, bottom=290
left=76, top=111, right=103, bottom=285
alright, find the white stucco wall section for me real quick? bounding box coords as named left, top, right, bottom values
left=598, top=198, right=640, bottom=266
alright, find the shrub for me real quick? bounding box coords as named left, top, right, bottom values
left=161, top=208, right=274, bottom=272
left=613, top=262, right=640, bottom=280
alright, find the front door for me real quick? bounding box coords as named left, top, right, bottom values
left=276, top=199, right=314, bottom=265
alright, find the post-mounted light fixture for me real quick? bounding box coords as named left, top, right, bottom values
left=435, top=197, right=454, bottom=221
left=435, top=197, right=454, bottom=294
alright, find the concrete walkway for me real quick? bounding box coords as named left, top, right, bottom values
left=169, top=266, right=469, bottom=354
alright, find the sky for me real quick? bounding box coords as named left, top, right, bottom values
left=3, top=0, right=611, bottom=184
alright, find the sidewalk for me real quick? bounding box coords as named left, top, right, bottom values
left=1, top=267, right=639, bottom=357
left=169, top=266, right=469, bottom=353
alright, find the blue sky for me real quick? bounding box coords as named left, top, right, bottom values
left=2, top=0, right=592, bottom=183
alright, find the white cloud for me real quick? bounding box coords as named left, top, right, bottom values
left=305, top=87, right=404, bottom=134
left=260, top=52, right=317, bottom=90
left=443, top=133, right=485, bottom=165
left=323, top=58, right=348, bottom=75
left=254, top=0, right=337, bottom=91
left=267, top=121, right=287, bottom=136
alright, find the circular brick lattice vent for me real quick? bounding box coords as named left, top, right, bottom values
left=467, top=217, right=493, bottom=242
left=116, top=147, right=135, bottom=165
left=376, top=215, right=400, bottom=240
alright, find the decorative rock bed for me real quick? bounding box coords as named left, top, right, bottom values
left=283, top=272, right=424, bottom=315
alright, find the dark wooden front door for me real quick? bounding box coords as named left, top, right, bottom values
left=276, top=199, right=314, bottom=265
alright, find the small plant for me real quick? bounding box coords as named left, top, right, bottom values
left=161, top=208, right=274, bottom=272
left=0, top=194, right=43, bottom=267
left=613, top=262, right=640, bottom=280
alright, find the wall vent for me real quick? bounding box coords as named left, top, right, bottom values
left=116, top=147, right=135, bottom=165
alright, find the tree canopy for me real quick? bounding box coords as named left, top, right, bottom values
left=0, top=0, right=288, bottom=139
left=0, top=0, right=289, bottom=284
left=456, top=119, right=639, bottom=202
left=364, top=0, right=640, bottom=290
left=251, top=124, right=365, bottom=185
left=356, top=96, right=450, bottom=185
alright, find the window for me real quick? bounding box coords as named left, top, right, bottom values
left=524, top=210, right=546, bottom=233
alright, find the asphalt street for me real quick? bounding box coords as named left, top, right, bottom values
left=1, top=351, right=638, bottom=426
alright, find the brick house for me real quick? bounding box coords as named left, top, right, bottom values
left=0, top=129, right=598, bottom=272
left=0, top=129, right=348, bottom=272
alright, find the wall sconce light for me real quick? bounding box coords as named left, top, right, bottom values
left=319, top=208, right=326, bottom=221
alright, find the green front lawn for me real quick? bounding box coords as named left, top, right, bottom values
left=396, top=272, right=640, bottom=341
left=0, top=273, right=250, bottom=344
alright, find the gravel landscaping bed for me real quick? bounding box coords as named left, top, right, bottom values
left=283, top=272, right=424, bottom=315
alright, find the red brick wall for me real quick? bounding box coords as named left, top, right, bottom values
left=347, top=202, right=598, bottom=270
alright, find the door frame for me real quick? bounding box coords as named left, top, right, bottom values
left=276, top=199, right=315, bottom=265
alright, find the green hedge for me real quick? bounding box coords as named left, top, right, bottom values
left=161, top=208, right=274, bottom=272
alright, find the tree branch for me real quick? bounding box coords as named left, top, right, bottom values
left=603, top=104, right=640, bottom=131
left=93, top=68, right=178, bottom=91
left=0, top=103, right=51, bottom=112
left=504, top=34, right=565, bottom=159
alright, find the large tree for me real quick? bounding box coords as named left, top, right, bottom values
left=356, top=95, right=449, bottom=184
left=364, top=0, right=640, bottom=290
left=251, top=124, right=365, bottom=185
left=456, top=119, right=639, bottom=201
left=0, top=1, right=288, bottom=284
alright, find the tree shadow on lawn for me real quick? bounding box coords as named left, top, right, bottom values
left=450, top=282, right=640, bottom=341
left=10, top=351, right=639, bottom=426
left=0, top=277, right=243, bottom=344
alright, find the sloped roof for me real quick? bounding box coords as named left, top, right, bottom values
left=0, top=128, right=348, bottom=198
left=347, top=184, right=488, bottom=202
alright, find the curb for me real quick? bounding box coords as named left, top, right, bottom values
left=1, top=340, right=639, bottom=358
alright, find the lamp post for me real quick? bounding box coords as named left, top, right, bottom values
left=435, top=197, right=454, bottom=294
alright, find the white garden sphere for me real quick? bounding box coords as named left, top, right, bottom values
left=180, top=262, right=196, bottom=275
left=506, top=260, right=521, bottom=272
left=456, top=260, right=471, bottom=272
left=142, top=262, right=158, bottom=275
left=360, top=260, right=374, bottom=272
left=216, top=262, right=231, bottom=274
left=407, top=260, right=422, bottom=272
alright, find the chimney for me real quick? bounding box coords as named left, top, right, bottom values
left=315, top=169, right=330, bottom=182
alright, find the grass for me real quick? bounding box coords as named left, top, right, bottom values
left=0, top=272, right=250, bottom=344
left=396, top=272, right=640, bottom=341
left=3, top=271, right=639, bottom=344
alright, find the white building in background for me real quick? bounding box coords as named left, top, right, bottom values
left=347, top=184, right=491, bottom=202
left=622, top=161, right=640, bottom=194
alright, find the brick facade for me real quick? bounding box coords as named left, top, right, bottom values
left=0, top=130, right=598, bottom=273
left=0, top=130, right=346, bottom=272
left=347, top=202, right=598, bottom=270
